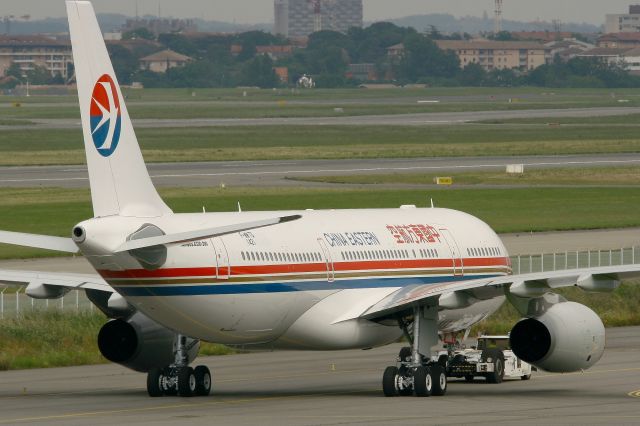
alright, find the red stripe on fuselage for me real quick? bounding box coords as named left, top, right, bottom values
left=97, top=257, right=510, bottom=280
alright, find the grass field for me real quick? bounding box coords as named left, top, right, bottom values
left=1, top=121, right=640, bottom=165
left=1, top=86, right=640, bottom=165
left=0, top=186, right=639, bottom=259
left=0, top=311, right=233, bottom=371
left=286, top=166, right=640, bottom=186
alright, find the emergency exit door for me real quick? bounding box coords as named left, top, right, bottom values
left=439, top=228, right=464, bottom=277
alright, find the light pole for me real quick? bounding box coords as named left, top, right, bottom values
left=21, top=74, right=30, bottom=97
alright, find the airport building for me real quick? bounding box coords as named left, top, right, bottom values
left=0, top=35, right=73, bottom=80
left=274, top=0, right=363, bottom=38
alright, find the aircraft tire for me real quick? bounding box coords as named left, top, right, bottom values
left=178, top=367, right=196, bottom=397
left=382, top=366, right=399, bottom=397
left=413, top=366, right=433, bottom=397
left=146, top=368, right=164, bottom=397
left=194, top=365, right=212, bottom=396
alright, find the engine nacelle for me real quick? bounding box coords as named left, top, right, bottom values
left=97, top=312, right=199, bottom=372
left=509, top=302, right=605, bottom=373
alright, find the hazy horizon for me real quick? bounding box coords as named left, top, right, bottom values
left=3, top=1, right=631, bottom=25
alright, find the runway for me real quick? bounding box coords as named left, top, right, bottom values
left=5, top=106, right=640, bottom=130
left=0, top=327, right=639, bottom=425
left=1, top=154, right=639, bottom=188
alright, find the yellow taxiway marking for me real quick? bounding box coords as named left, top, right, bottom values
left=629, top=389, right=640, bottom=398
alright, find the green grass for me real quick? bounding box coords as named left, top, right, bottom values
left=286, top=167, right=640, bottom=186
left=1, top=186, right=640, bottom=259
left=1, top=122, right=640, bottom=165
left=0, top=311, right=233, bottom=371
left=474, top=282, right=640, bottom=335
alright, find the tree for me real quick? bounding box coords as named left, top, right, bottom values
left=488, top=31, right=515, bottom=41
left=4, top=62, right=22, bottom=79
left=122, top=27, right=155, bottom=41
left=396, top=33, right=460, bottom=82
left=108, top=44, right=139, bottom=84
left=238, top=54, right=278, bottom=88
left=235, top=31, right=281, bottom=61
left=158, top=34, right=198, bottom=57
left=458, top=63, right=486, bottom=86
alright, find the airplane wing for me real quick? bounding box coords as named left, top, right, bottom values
left=359, top=264, right=640, bottom=321
left=0, top=269, right=112, bottom=299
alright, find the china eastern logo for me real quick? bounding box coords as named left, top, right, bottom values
left=90, top=74, right=121, bottom=157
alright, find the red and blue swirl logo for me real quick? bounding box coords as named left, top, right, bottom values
left=90, top=74, right=121, bottom=157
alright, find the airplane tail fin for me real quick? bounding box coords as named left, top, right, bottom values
left=66, top=1, right=171, bottom=218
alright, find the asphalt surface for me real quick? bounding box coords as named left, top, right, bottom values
left=1, top=154, right=640, bottom=188
left=5, top=106, right=640, bottom=130
left=0, top=327, right=638, bottom=425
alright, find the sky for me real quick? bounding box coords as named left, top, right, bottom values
left=2, top=1, right=636, bottom=25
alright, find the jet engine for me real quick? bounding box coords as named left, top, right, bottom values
left=509, top=301, right=605, bottom=373
left=98, top=312, right=199, bottom=372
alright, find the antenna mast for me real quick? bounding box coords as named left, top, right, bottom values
left=309, top=0, right=322, bottom=33
left=494, top=0, right=503, bottom=34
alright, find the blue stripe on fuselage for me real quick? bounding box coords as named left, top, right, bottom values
left=114, top=274, right=498, bottom=297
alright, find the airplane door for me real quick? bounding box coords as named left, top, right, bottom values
left=439, top=229, right=464, bottom=277
left=317, top=238, right=335, bottom=282
left=210, top=237, right=230, bottom=280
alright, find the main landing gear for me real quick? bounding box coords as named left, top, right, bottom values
left=382, top=305, right=447, bottom=397
left=146, top=335, right=212, bottom=397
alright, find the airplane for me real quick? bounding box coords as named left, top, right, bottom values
left=1, top=0, right=639, bottom=398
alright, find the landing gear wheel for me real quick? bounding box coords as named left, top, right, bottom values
left=430, top=365, right=447, bottom=396
left=178, top=367, right=197, bottom=397
left=413, top=366, right=432, bottom=397
left=146, top=368, right=164, bottom=397
left=464, top=375, right=475, bottom=382
left=194, top=365, right=212, bottom=396
left=382, top=366, right=399, bottom=397
left=398, top=346, right=412, bottom=362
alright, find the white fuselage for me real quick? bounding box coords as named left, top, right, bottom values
left=78, top=207, right=511, bottom=350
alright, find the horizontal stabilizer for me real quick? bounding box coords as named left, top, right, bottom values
left=115, top=215, right=302, bottom=253
left=0, top=230, right=78, bottom=253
